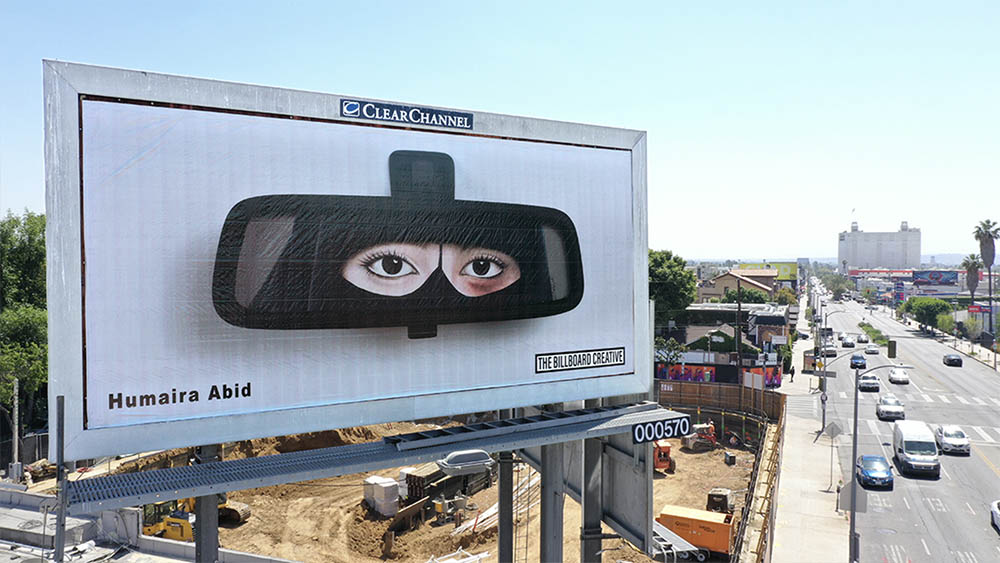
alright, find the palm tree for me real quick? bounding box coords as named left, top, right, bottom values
left=974, top=220, right=1000, bottom=336
left=962, top=254, right=982, bottom=335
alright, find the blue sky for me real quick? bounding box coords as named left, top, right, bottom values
left=2, top=2, right=998, bottom=260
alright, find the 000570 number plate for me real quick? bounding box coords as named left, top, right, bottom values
left=631, top=415, right=691, bottom=444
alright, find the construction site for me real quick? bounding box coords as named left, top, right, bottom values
left=6, top=405, right=774, bottom=563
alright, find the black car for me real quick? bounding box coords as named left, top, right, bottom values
left=943, top=354, right=963, bottom=367
left=850, top=353, right=866, bottom=369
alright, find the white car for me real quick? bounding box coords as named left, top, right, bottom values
left=875, top=395, right=905, bottom=420
left=864, top=344, right=879, bottom=355
left=858, top=374, right=880, bottom=392
left=934, top=425, right=971, bottom=455
left=992, top=500, right=1000, bottom=531
left=887, top=367, right=910, bottom=384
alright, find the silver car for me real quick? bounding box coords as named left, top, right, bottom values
left=887, top=367, right=910, bottom=384
left=934, top=425, right=971, bottom=455
left=858, top=374, right=880, bottom=392
left=875, top=395, right=905, bottom=420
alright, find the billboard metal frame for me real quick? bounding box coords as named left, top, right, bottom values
left=44, top=60, right=649, bottom=460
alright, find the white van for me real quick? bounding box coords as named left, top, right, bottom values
left=892, top=420, right=940, bottom=477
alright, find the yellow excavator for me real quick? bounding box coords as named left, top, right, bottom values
left=142, top=493, right=251, bottom=541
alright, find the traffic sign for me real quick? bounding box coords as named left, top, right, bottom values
left=821, top=392, right=828, bottom=403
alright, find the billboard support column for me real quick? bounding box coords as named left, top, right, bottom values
left=194, top=445, right=220, bottom=563
left=540, top=442, right=565, bottom=562
left=498, top=410, right=513, bottom=563
left=54, top=395, right=66, bottom=562
left=581, top=398, right=603, bottom=562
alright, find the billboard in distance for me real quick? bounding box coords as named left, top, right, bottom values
left=739, top=262, right=797, bottom=281
left=912, top=270, right=958, bottom=285
left=45, top=62, right=648, bottom=459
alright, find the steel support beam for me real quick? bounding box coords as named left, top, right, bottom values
left=195, top=444, right=220, bottom=563
left=580, top=435, right=603, bottom=561
left=54, top=396, right=66, bottom=562
left=498, top=409, right=513, bottom=563
left=540, top=442, right=564, bottom=563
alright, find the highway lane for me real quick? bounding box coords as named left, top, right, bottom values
left=813, top=300, right=1000, bottom=563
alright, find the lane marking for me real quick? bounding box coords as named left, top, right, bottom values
left=966, top=502, right=975, bottom=515
left=922, top=394, right=933, bottom=402
left=971, top=426, right=995, bottom=443
left=902, top=496, right=910, bottom=510
left=991, top=398, right=1000, bottom=407
left=920, top=538, right=930, bottom=555
left=908, top=380, right=923, bottom=393
left=938, top=395, right=951, bottom=403
left=972, top=397, right=986, bottom=406
left=867, top=419, right=881, bottom=436
left=940, top=465, right=950, bottom=480
left=839, top=391, right=847, bottom=399
left=957, top=396, right=970, bottom=405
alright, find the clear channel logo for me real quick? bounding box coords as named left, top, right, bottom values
left=341, top=100, right=361, bottom=117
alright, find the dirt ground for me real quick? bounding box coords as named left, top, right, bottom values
left=202, top=431, right=754, bottom=562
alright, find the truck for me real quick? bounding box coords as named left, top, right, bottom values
left=656, top=503, right=735, bottom=561
left=892, top=420, right=940, bottom=477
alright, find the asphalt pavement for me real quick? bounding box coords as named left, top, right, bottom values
left=819, top=300, right=1000, bottom=563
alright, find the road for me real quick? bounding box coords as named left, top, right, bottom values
left=802, top=300, right=1000, bottom=563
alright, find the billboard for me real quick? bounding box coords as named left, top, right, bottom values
left=45, top=61, right=648, bottom=459
left=912, top=270, right=958, bottom=285
left=739, top=262, right=797, bottom=281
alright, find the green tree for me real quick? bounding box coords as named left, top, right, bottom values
left=1, top=211, right=49, bottom=433
left=774, top=287, right=797, bottom=306
left=654, top=336, right=687, bottom=364
left=1, top=211, right=47, bottom=310
left=905, top=297, right=953, bottom=328
left=974, top=220, right=999, bottom=335
left=648, top=250, right=697, bottom=328
left=721, top=287, right=768, bottom=304
left=936, top=313, right=955, bottom=335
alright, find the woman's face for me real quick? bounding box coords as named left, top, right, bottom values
left=342, top=242, right=521, bottom=297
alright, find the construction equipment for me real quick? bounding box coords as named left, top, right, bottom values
left=142, top=493, right=250, bottom=540
left=653, top=440, right=676, bottom=473
left=681, top=423, right=718, bottom=452
left=706, top=487, right=735, bottom=513
left=656, top=504, right=736, bottom=561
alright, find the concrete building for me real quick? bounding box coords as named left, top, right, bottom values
left=838, top=221, right=920, bottom=272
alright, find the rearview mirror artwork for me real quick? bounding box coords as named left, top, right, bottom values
left=212, top=151, right=585, bottom=338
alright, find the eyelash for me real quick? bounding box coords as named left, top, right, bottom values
left=360, top=251, right=413, bottom=274
left=469, top=253, right=505, bottom=268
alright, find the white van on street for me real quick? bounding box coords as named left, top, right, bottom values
left=892, top=420, right=940, bottom=478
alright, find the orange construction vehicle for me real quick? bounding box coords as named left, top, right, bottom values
left=656, top=504, right=735, bottom=561
left=653, top=440, right=676, bottom=473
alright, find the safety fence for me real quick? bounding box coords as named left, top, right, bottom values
left=656, top=381, right=785, bottom=563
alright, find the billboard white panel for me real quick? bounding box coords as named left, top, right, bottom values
left=45, top=61, right=648, bottom=459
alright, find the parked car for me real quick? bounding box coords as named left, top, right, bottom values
left=855, top=455, right=893, bottom=489
left=850, top=353, right=867, bottom=369
left=943, top=354, right=963, bottom=367
left=838, top=332, right=847, bottom=341
left=887, top=367, right=910, bottom=384
left=876, top=395, right=905, bottom=420
left=992, top=500, right=1000, bottom=531
left=934, top=425, right=971, bottom=455
left=842, top=337, right=856, bottom=348
left=856, top=333, right=870, bottom=343
left=436, top=449, right=496, bottom=476
left=864, top=344, right=879, bottom=355
left=858, top=373, right=880, bottom=392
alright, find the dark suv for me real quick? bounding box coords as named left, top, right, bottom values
left=850, top=353, right=866, bottom=369
left=943, top=354, right=963, bottom=367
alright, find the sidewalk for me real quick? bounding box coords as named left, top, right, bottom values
left=772, top=298, right=849, bottom=562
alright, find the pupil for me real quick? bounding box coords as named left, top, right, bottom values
left=382, top=256, right=403, bottom=275
left=472, top=260, right=491, bottom=276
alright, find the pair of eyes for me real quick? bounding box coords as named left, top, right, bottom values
left=366, top=252, right=504, bottom=280
left=343, top=243, right=521, bottom=297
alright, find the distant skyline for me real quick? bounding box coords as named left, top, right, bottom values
left=2, top=2, right=998, bottom=260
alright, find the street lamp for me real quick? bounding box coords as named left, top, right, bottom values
left=847, top=362, right=914, bottom=563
